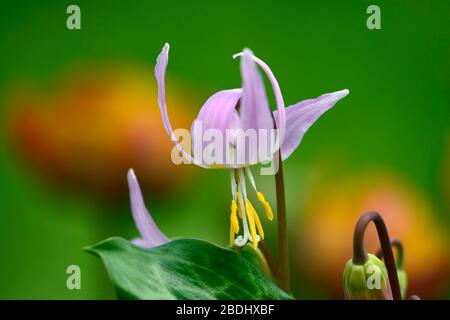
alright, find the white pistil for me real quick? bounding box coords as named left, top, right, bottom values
left=238, top=168, right=248, bottom=199
left=234, top=184, right=250, bottom=247
left=236, top=168, right=252, bottom=246
left=245, top=167, right=257, bottom=191
left=230, top=170, right=237, bottom=200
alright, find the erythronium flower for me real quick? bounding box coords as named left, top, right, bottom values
left=127, top=168, right=169, bottom=248
left=154, top=43, right=349, bottom=248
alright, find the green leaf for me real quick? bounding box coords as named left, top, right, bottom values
left=86, top=237, right=292, bottom=300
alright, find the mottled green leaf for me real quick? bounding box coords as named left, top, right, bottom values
left=86, top=237, right=291, bottom=300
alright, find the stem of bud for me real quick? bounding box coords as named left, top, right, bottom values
left=376, top=238, right=404, bottom=270
left=352, top=211, right=402, bottom=300
left=258, top=240, right=280, bottom=281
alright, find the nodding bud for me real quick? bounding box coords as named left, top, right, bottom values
left=376, top=239, right=408, bottom=299
left=343, top=254, right=393, bottom=300
left=397, top=269, right=408, bottom=299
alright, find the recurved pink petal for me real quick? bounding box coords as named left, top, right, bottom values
left=155, top=43, right=172, bottom=135
left=248, top=54, right=286, bottom=144
left=238, top=49, right=274, bottom=133
left=234, top=50, right=286, bottom=146
left=127, top=169, right=169, bottom=248
left=154, top=43, right=207, bottom=167
left=274, top=89, right=349, bottom=160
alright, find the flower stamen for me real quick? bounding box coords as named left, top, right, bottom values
left=245, top=167, right=274, bottom=221
left=245, top=199, right=258, bottom=248
left=230, top=168, right=268, bottom=248
left=235, top=192, right=243, bottom=218
left=229, top=199, right=239, bottom=246
left=257, top=191, right=273, bottom=221
left=247, top=199, right=264, bottom=240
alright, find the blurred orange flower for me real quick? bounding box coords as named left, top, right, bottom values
left=296, top=169, right=450, bottom=299
left=7, top=65, right=197, bottom=197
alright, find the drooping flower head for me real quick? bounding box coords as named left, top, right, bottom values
left=154, top=43, right=349, bottom=248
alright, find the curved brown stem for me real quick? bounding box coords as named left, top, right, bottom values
left=258, top=241, right=280, bottom=282
left=352, top=211, right=402, bottom=300
left=376, top=239, right=404, bottom=270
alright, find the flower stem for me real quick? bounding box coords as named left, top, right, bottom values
left=376, top=239, right=404, bottom=270
left=352, top=211, right=402, bottom=300
left=258, top=241, right=280, bottom=281
left=275, top=152, right=290, bottom=293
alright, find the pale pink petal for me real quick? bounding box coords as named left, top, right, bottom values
left=238, top=49, right=274, bottom=133
left=154, top=43, right=172, bottom=135
left=127, top=169, right=169, bottom=248
left=191, top=89, right=242, bottom=167
left=234, top=50, right=286, bottom=147
left=154, top=43, right=207, bottom=167
left=194, top=89, right=242, bottom=135
left=274, top=89, right=349, bottom=160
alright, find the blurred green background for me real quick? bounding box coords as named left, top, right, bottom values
left=0, top=0, right=449, bottom=299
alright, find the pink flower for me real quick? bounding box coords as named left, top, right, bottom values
left=154, top=43, right=349, bottom=248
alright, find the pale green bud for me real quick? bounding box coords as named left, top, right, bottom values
left=397, top=269, right=408, bottom=299
left=343, top=254, right=393, bottom=300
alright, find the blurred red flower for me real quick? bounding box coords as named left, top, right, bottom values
left=7, top=65, right=197, bottom=197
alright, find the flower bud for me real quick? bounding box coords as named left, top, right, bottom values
left=397, top=268, right=408, bottom=299
left=343, top=254, right=393, bottom=300
left=239, top=244, right=272, bottom=279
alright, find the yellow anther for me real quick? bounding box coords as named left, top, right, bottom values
left=230, top=227, right=234, bottom=247
left=253, top=211, right=264, bottom=240
left=249, top=203, right=264, bottom=240
left=229, top=200, right=239, bottom=246
left=257, top=191, right=273, bottom=221
left=245, top=199, right=258, bottom=248
left=230, top=200, right=239, bottom=232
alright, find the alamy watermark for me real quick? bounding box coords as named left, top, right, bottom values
left=66, top=265, right=81, bottom=290
left=170, top=121, right=281, bottom=175
left=366, top=5, right=381, bottom=30
left=66, top=5, right=81, bottom=30
left=366, top=264, right=382, bottom=290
